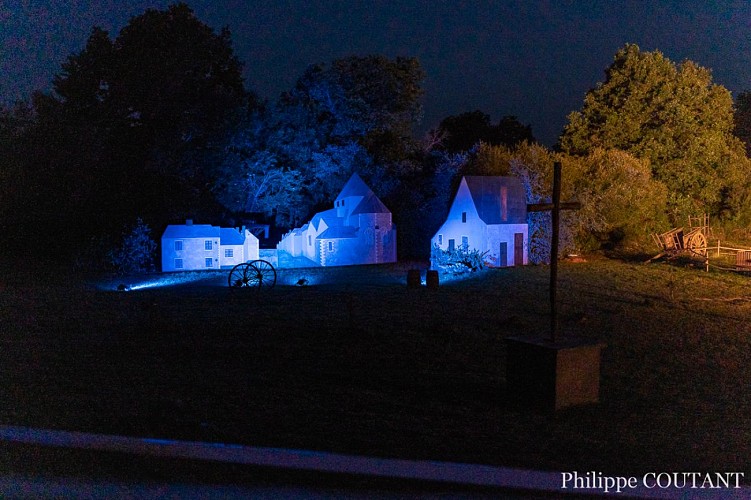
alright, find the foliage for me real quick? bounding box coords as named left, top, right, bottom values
left=108, top=218, right=157, bottom=274
left=733, top=90, right=751, bottom=157
left=437, top=110, right=535, bottom=153
left=563, top=149, right=668, bottom=251
left=560, top=44, right=751, bottom=223
left=215, top=54, right=426, bottom=229
left=12, top=2, right=250, bottom=254
left=430, top=243, right=488, bottom=274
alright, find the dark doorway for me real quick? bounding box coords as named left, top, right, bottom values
left=448, top=239, right=455, bottom=252
left=499, top=242, right=508, bottom=267
left=514, top=233, right=524, bottom=266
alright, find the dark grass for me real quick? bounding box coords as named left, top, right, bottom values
left=1, top=256, right=751, bottom=480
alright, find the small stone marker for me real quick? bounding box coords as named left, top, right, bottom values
left=407, top=269, right=421, bottom=288
left=426, top=270, right=439, bottom=289
left=505, top=161, right=606, bottom=411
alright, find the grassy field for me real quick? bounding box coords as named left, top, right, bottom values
left=1, top=255, right=750, bottom=479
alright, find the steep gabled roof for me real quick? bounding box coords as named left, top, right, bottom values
left=310, top=208, right=341, bottom=231
left=335, top=172, right=372, bottom=200
left=463, top=176, right=527, bottom=225
left=162, top=224, right=220, bottom=239
left=220, top=227, right=246, bottom=245
left=352, top=191, right=390, bottom=215
left=319, top=226, right=359, bottom=239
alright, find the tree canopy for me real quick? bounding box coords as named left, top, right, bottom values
left=560, top=44, right=750, bottom=222
left=211, top=55, right=426, bottom=228
left=8, top=3, right=250, bottom=255
left=437, top=110, right=534, bottom=153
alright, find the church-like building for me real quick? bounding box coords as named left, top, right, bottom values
left=277, top=173, right=397, bottom=267
left=432, top=176, right=528, bottom=267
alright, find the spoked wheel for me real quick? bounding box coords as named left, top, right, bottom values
left=249, top=259, right=276, bottom=289
left=228, top=260, right=276, bottom=290
left=686, top=231, right=707, bottom=257
left=228, top=262, right=256, bottom=289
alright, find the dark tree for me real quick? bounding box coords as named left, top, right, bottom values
left=437, top=110, right=534, bottom=153
left=734, top=90, right=751, bottom=157
left=437, top=110, right=492, bottom=152
left=13, top=2, right=252, bottom=257
left=109, top=3, right=246, bottom=165
left=491, top=116, right=536, bottom=149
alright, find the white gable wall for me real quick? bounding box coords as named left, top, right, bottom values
left=219, top=230, right=259, bottom=267
left=303, top=219, right=328, bottom=262
left=431, top=177, right=529, bottom=267
left=432, top=179, right=487, bottom=253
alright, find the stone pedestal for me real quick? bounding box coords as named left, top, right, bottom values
left=505, top=335, right=606, bottom=412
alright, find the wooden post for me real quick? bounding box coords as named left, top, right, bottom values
left=527, top=162, right=580, bottom=342
left=507, top=162, right=604, bottom=411
left=549, top=163, right=561, bottom=341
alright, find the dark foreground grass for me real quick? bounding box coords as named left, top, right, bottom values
left=1, top=256, right=750, bottom=479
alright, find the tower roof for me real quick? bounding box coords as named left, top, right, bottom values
left=335, top=172, right=372, bottom=200
left=352, top=191, right=390, bottom=214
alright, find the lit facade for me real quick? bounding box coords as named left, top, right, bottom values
left=432, top=176, right=528, bottom=267
left=277, top=173, right=397, bottom=267
left=161, top=220, right=259, bottom=271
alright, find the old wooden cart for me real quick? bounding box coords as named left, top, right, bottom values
left=227, top=259, right=276, bottom=289
left=648, top=215, right=709, bottom=263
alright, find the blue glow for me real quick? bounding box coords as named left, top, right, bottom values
left=101, top=272, right=221, bottom=292
left=277, top=173, right=397, bottom=267
left=278, top=272, right=319, bottom=287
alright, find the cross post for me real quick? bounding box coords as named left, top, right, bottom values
left=527, top=162, right=580, bottom=342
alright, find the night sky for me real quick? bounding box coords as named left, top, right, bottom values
left=2, top=1, right=751, bottom=146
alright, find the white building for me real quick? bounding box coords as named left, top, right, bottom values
left=277, top=173, right=397, bottom=267
left=432, top=176, right=528, bottom=267
left=161, top=220, right=259, bottom=272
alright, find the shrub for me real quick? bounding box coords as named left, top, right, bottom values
left=109, top=218, right=157, bottom=275
left=430, top=243, right=488, bottom=274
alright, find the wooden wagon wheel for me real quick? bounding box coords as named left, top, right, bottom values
left=228, top=260, right=277, bottom=290
left=685, top=231, right=707, bottom=256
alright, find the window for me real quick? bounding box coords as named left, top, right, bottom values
left=438, top=234, right=443, bottom=245
left=205, top=258, right=213, bottom=268
left=174, top=258, right=183, bottom=269
left=462, top=212, right=467, bottom=223
left=225, top=249, right=233, bottom=258
left=174, top=240, right=183, bottom=251
left=308, top=235, right=312, bottom=246
left=462, top=236, right=469, bottom=249
left=205, top=240, right=213, bottom=250
left=328, top=241, right=333, bottom=251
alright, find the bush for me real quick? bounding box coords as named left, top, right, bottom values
left=109, top=218, right=157, bottom=275
left=430, top=243, right=488, bottom=274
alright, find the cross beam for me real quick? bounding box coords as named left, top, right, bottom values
left=526, top=162, right=581, bottom=342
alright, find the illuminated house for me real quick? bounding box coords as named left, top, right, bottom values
left=432, top=176, right=528, bottom=267
left=277, top=173, right=396, bottom=266
left=161, top=220, right=259, bottom=272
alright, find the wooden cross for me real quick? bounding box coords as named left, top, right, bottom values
left=527, top=162, right=581, bottom=343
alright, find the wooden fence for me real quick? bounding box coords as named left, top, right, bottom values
left=711, top=242, right=751, bottom=271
